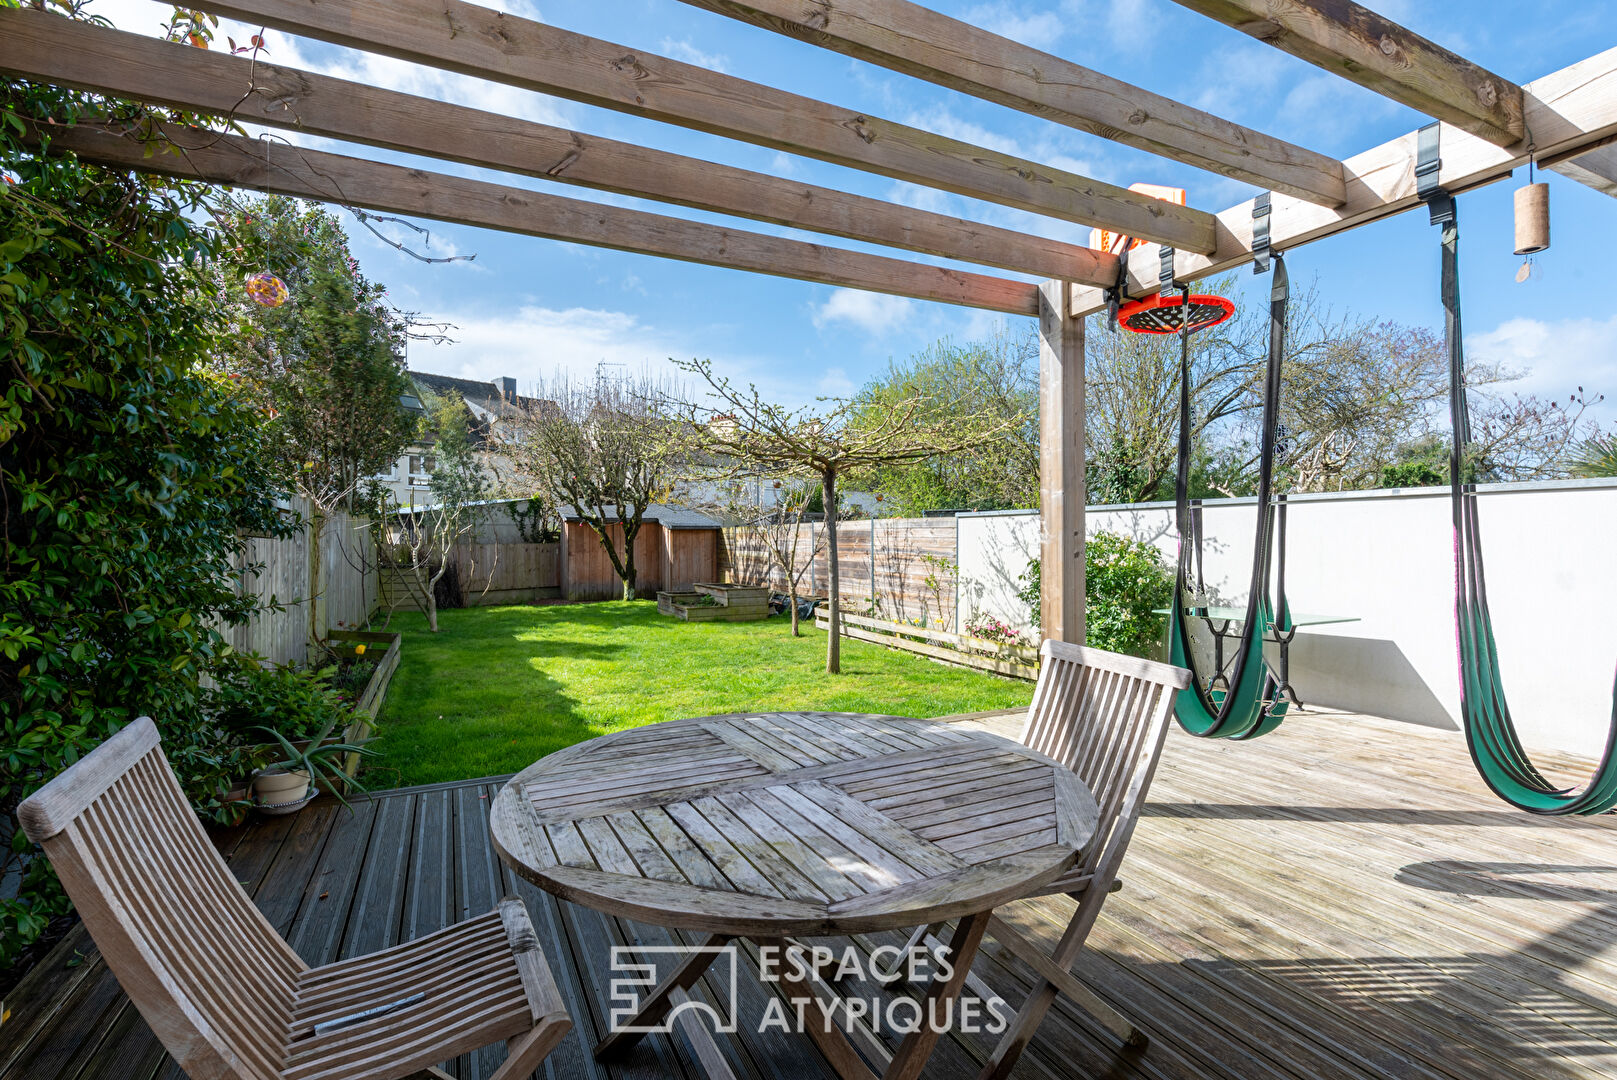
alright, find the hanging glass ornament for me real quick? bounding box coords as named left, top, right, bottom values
left=245, top=272, right=289, bottom=308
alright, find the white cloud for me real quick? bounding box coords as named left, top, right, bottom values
left=812, top=290, right=915, bottom=334
left=401, top=304, right=829, bottom=406
left=659, top=37, right=730, bottom=73
left=1102, top=0, right=1154, bottom=46
left=885, top=181, right=960, bottom=215
left=406, top=306, right=681, bottom=389
left=966, top=3, right=1066, bottom=46
left=1468, top=314, right=1617, bottom=422
left=817, top=367, right=856, bottom=396
left=899, top=107, right=1028, bottom=158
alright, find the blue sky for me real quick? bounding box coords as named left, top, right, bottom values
left=92, top=0, right=1617, bottom=419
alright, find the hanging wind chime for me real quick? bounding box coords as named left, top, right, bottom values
left=1514, top=146, right=1550, bottom=281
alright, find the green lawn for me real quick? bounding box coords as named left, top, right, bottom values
left=369, top=601, right=1033, bottom=787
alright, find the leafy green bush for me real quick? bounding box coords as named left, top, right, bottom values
left=0, top=78, right=289, bottom=971
left=206, top=656, right=351, bottom=745
left=1018, top=532, right=1175, bottom=657
left=1085, top=533, right=1175, bottom=657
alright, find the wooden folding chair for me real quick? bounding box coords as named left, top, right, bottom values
left=880, top=640, right=1190, bottom=1080
left=18, top=716, right=572, bottom=1080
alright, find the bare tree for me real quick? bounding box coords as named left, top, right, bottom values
left=674, top=358, right=1022, bottom=674
left=1086, top=274, right=1596, bottom=498
left=1084, top=273, right=1267, bottom=503
left=501, top=370, right=685, bottom=601
left=381, top=392, right=491, bottom=631
left=697, top=477, right=829, bottom=637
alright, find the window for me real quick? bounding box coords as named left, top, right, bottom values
left=408, top=454, right=435, bottom=482
left=375, top=457, right=400, bottom=481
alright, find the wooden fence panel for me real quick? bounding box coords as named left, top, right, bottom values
left=872, top=519, right=957, bottom=629
left=722, top=524, right=818, bottom=594
left=227, top=526, right=309, bottom=668
left=320, top=513, right=379, bottom=631
left=224, top=501, right=380, bottom=666
left=727, top=517, right=960, bottom=630
left=456, top=541, right=560, bottom=605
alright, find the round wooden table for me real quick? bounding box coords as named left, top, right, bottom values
left=491, top=711, right=1098, bottom=1080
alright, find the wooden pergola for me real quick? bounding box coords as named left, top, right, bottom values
left=5, top=0, right=1615, bottom=642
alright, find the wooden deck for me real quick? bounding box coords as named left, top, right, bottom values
left=6, top=710, right=1617, bottom=1080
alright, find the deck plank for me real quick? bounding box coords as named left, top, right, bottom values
left=9, top=712, right=1617, bottom=1080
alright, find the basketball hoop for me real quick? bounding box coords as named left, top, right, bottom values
left=1117, top=291, right=1234, bottom=335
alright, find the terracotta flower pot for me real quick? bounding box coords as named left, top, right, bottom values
left=252, top=768, right=314, bottom=815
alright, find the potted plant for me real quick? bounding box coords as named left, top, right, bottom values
left=251, top=716, right=377, bottom=815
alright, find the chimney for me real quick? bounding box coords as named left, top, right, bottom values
left=499, top=376, right=517, bottom=401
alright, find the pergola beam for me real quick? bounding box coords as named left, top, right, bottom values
left=0, top=9, right=1119, bottom=287
left=1070, top=46, right=1617, bottom=317
left=676, top=0, right=1346, bottom=208
left=184, top=0, right=1219, bottom=253
left=41, top=121, right=1041, bottom=315
left=1549, top=142, right=1617, bottom=198
left=1169, top=0, right=1525, bottom=147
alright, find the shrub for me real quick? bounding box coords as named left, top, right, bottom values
left=0, top=80, right=290, bottom=972
left=206, top=656, right=351, bottom=745
left=965, top=614, right=1031, bottom=648
left=1018, top=532, right=1175, bottom=658
left=1084, top=533, right=1175, bottom=657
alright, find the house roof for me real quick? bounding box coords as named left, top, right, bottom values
left=409, top=370, right=544, bottom=420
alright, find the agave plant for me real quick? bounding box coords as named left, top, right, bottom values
left=1568, top=432, right=1617, bottom=479
left=256, top=715, right=378, bottom=810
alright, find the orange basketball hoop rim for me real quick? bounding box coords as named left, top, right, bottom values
left=1117, top=291, right=1235, bottom=335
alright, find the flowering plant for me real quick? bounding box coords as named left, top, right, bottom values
left=965, top=614, right=1030, bottom=648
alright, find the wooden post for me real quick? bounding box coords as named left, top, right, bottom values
left=1038, top=280, right=1085, bottom=645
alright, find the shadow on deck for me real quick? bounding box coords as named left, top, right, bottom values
left=5, top=711, right=1617, bottom=1080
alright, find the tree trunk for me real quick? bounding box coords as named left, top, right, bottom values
left=822, top=469, right=840, bottom=674
left=307, top=509, right=327, bottom=649
left=425, top=584, right=439, bottom=632
left=787, top=579, right=801, bottom=637
left=621, top=521, right=638, bottom=600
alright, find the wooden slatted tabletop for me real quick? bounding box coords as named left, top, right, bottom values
left=490, top=712, right=1100, bottom=1080
left=490, top=712, right=1098, bottom=938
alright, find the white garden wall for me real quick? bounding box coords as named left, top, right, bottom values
left=956, top=479, right=1617, bottom=758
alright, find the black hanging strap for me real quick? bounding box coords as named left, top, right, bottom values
left=1159, top=244, right=1176, bottom=288
left=1105, top=233, right=1137, bottom=333
left=1417, top=121, right=1454, bottom=225
left=1252, top=191, right=1272, bottom=274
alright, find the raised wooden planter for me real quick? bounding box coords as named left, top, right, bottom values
left=328, top=629, right=402, bottom=780
left=815, top=610, right=1039, bottom=681
left=657, top=582, right=771, bottom=622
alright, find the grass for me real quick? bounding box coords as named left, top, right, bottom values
left=369, top=600, right=1033, bottom=787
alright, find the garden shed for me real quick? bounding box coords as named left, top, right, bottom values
left=559, top=504, right=723, bottom=600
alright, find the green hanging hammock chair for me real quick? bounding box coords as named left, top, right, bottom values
left=1433, top=183, right=1617, bottom=815
left=1168, top=259, right=1295, bottom=740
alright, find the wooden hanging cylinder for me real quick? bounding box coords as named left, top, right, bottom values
left=1514, top=182, right=1550, bottom=255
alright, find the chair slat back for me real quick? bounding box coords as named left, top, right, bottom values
left=19, top=717, right=306, bottom=1080
left=1019, top=641, right=1191, bottom=877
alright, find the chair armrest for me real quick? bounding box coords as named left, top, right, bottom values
left=497, top=896, right=568, bottom=1024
